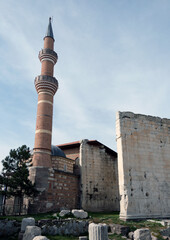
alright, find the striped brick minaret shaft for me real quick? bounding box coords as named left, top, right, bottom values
left=33, top=18, right=58, bottom=168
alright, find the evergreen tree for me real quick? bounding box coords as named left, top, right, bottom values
left=0, top=145, right=38, bottom=215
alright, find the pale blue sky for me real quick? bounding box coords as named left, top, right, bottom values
left=0, top=0, right=170, bottom=170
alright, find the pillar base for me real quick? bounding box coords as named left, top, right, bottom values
left=28, top=166, right=51, bottom=214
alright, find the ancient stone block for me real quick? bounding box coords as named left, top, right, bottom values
left=133, top=228, right=151, bottom=240
left=89, top=223, right=108, bottom=240
left=128, top=231, right=134, bottom=239
left=23, top=226, right=41, bottom=240
left=21, top=217, right=35, bottom=232
left=59, top=209, right=70, bottom=217
left=72, top=209, right=88, bottom=219
left=33, top=237, right=49, bottom=240
left=79, top=237, right=88, bottom=240
left=109, top=223, right=130, bottom=236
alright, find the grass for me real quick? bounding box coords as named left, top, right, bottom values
left=89, top=212, right=165, bottom=239
left=0, top=212, right=56, bottom=222
left=108, top=233, right=126, bottom=239
left=89, top=211, right=164, bottom=229
left=46, top=236, right=78, bottom=240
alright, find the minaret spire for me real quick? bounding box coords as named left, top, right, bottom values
left=45, top=17, right=54, bottom=40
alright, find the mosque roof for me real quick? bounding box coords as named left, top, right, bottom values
left=57, top=140, right=117, bottom=157
left=51, top=145, right=66, bottom=158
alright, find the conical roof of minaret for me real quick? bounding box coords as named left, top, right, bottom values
left=44, top=17, right=54, bottom=40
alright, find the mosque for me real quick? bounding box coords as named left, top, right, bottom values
left=28, top=18, right=120, bottom=213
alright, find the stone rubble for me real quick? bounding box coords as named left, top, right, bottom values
left=0, top=219, right=20, bottom=237
left=160, top=227, right=170, bottom=237
left=2, top=215, right=170, bottom=240
left=40, top=219, right=89, bottom=236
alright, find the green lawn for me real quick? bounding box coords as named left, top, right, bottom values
left=0, top=212, right=56, bottom=222
left=46, top=236, right=78, bottom=240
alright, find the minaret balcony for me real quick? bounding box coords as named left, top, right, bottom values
left=34, top=75, right=58, bottom=95
left=39, top=48, right=58, bottom=64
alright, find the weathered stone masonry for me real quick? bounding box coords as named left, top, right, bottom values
left=80, top=140, right=119, bottom=212
left=116, top=111, right=170, bottom=220
left=57, top=140, right=120, bottom=212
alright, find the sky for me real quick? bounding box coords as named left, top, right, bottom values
left=0, top=0, right=170, bottom=171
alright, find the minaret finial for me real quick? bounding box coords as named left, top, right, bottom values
left=44, top=17, right=54, bottom=40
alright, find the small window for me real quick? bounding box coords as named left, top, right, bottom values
left=64, top=164, right=67, bottom=172
left=75, top=157, right=79, bottom=165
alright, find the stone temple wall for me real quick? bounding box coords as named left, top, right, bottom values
left=80, top=140, right=119, bottom=212
left=116, top=111, right=170, bottom=220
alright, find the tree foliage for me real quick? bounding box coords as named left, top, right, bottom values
left=0, top=145, right=38, bottom=215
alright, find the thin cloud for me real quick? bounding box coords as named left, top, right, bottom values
left=0, top=0, right=170, bottom=171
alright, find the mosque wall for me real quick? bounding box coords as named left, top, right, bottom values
left=28, top=165, right=79, bottom=213
left=116, top=111, right=170, bottom=220
left=80, top=140, right=119, bottom=212
left=47, top=169, right=79, bottom=211
left=51, top=156, right=75, bottom=173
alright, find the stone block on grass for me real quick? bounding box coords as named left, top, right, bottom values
left=59, top=209, right=70, bottom=217
left=23, top=226, right=41, bottom=240
left=72, top=209, right=88, bottom=219
left=33, top=236, right=49, bottom=240
left=109, top=223, right=130, bottom=237
left=89, top=223, right=108, bottom=240
left=21, top=217, right=35, bottom=232
left=134, top=228, right=151, bottom=240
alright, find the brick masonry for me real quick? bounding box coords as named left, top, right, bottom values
left=52, top=156, right=75, bottom=173
left=29, top=164, right=79, bottom=213
left=32, top=19, right=58, bottom=168
left=116, top=111, right=170, bottom=220
left=48, top=170, right=79, bottom=210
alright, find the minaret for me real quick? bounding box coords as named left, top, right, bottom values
left=33, top=18, right=58, bottom=168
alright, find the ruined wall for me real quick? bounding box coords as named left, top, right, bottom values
left=80, top=140, right=119, bottom=212
left=116, top=111, right=170, bottom=220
